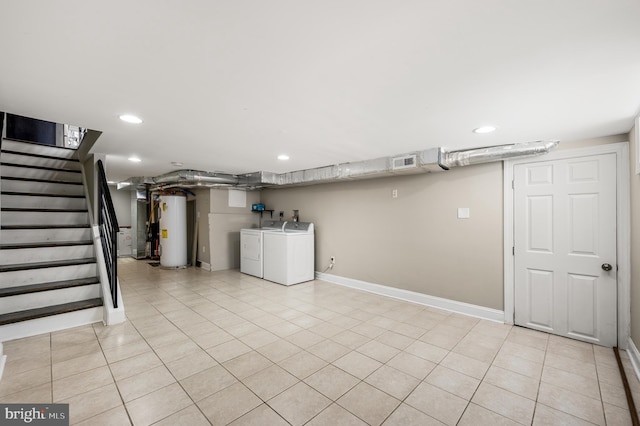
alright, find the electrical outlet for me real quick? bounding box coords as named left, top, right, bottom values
left=202, top=246, right=206, bottom=253
left=392, top=189, right=398, bottom=198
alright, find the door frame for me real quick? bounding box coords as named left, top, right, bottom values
left=503, top=142, right=630, bottom=348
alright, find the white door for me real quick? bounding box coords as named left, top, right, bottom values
left=514, top=153, right=617, bottom=347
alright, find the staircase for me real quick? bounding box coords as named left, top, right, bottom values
left=0, top=138, right=103, bottom=341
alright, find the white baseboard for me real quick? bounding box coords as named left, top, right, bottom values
left=626, top=338, right=640, bottom=383
left=315, top=272, right=504, bottom=323
left=199, top=262, right=212, bottom=272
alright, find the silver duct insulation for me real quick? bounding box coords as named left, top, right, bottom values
left=256, top=149, right=442, bottom=186
left=118, top=140, right=559, bottom=191
left=439, top=140, right=559, bottom=169
left=150, top=169, right=238, bottom=189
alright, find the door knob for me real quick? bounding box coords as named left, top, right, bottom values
left=602, top=263, right=613, bottom=271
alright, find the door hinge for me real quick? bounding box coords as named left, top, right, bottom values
left=512, top=246, right=515, bottom=256
left=512, top=180, right=514, bottom=189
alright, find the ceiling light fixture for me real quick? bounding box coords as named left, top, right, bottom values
left=473, top=125, right=497, bottom=134
left=119, top=114, right=143, bottom=124
left=128, top=156, right=142, bottom=162
left=171, top=161, right=183, bottom=167
left=277, top=154, right=290, bottom=160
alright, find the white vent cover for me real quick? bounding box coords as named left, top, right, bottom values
left=392, top=154, right=417, bottom=170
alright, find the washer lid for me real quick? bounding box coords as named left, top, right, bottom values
left=284, top=222, right=314, bottom=233
left=262, top=220, right=287, bottom=230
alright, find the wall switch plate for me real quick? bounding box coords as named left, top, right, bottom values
left=392, top=189, right=398, bottom=198
left=457, top=207, right=470, bottom=219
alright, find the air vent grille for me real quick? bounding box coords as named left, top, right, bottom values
left=392, top=155, right=417, bottom=170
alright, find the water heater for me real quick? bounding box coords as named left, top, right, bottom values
left=159, top=195, right=187, bottom=267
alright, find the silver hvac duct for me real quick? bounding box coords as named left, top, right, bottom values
left=117, top=140, right=559, bottom=190
left=439, top=140, right=559, bottom=170
left=150, top=169, right=239, bottom=189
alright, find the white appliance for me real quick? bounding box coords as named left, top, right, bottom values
left=240, top=220, right=286, bottom=278
left=263, top=222, right=314, bottom=286
left=117, top=227, right=132, bottom=257
left=159, top=195, right=187, bottom=267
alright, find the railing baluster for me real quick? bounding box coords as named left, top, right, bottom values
left=96, top=160, right=119, bottom=308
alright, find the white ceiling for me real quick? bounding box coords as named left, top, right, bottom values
left=1, top=1, right=639, bottom=182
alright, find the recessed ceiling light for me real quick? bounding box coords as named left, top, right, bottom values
left=473, top=125, right=497, bottom=134
left=128, top=156, right=142, bottom=163
left=119, top=114, right=143, bottom=124
left=277, top=154, right=290, bottom=160
left=107, top=181, right=116, bottom=185
left=171, top=161, right=183, bottom=167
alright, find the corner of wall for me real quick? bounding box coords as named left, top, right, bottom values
left=0, top=343, right=6, bottom=383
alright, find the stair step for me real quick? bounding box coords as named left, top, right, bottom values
left=1, top=193, right=87, bottom=209
left=0, top=262, right=97, bottom=288
left=1, top=191, right=85, bottom=198
left=0, top=298, right=103, bottom=326
left=0, top=277, right=99, bottom=297
left=0, top=257, right=97, bottom=273
left=1, top=210, right=89, bottom=226
left=1, top=224, right=91, bottom=230
left=0, top=148, right=80, bottom=163
left=1, top=207, right=88, bottom=213
left=0, top=178, right=85, bottom=196
left=1, top=175, right=83, bottom=185
left=0, top=152, right=81, bottom=172
left=0, top=242, right=95, bottom=264
left=0, top=226, right=92, bottom=244
left=0, top=164, right=82, bottom=182
left=0, top=161, right=81, bottom=173
left=0, top=240, right=93, bottom=250
left=1, top=138, right=77, bottom=159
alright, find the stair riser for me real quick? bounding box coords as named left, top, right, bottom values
left=0, top=152, right=81, bottom=171
left=1, top=165, right=82, bottom=182
left=0, top=245, right=95, bottom=264
left=0, top=179, right=84, bottom=196
left=1, top=140, right=76, bottom=160
left=0, top=228, right=92, bottom=244
left=1, top=211, right=89, bottom=226
left=0, top=263, right=97, bottom=288
left=1, top=194, right=87, bottom=209
left=0, top=284, right=101, bottom=314
left=0, top=307, right=102, bottom=342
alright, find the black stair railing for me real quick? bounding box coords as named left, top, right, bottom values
left=96, top=160, right=119, bottom=308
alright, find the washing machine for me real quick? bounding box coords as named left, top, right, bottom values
left=240, top=220, right=286, bottom=278
left=263, top=222, right=314, bottom=286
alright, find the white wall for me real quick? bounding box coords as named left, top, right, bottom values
left=262, top=134, right=628, bottom=311
left=208, top=189, right=260, bottom=271
left=109, top=186, right=132, bottom=227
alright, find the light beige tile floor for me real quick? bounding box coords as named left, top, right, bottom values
left=1, top=257, right=639, bottom=425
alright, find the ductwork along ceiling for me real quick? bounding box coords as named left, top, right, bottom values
left=117, top=140, right=559, bottom=192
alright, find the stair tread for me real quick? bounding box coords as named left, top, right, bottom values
left=0, top=240, right=93, bottom=250
left=0, top=277, right=100, bottom=297
left=0, top=176, right=83, bottom=185
left=0, top=191, right=85, bottom=198
left=1, top=224, right=91, bottom=230
left=1, top=207, right=88, bottom=212
left=0, top=298, right=103, bottom=326
left=0, top=257, right=96, bottom=272
left=0, top=162, right=81, bottom=173
left=0, top=148, right=80, bottom=162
